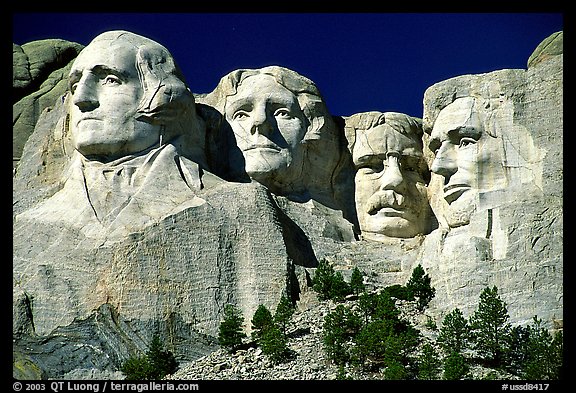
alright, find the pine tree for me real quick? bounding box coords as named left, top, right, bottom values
left=312, top=258, right=336, bottom=300
left=349, top=266, right=366, bottom=295
left=437, top=308, right=470, bottom=354
left=251, top=304, right=274, bottom=344
left=523, top=316, right=563, bottom=379
left=469, top=286, right=511, bottom=367
left=443, top=350, right=468, bottom=380
left=274, top=294, right=295, bottom=335
left=146, top=334, right=178, bottom=379
left=120, top=334, right=178, bottom=380
left=260, top=324, right=290, bottom=363
left=330, top=271, right=352, bottom=300
left=417, top=343, right=441, bottom=380
left=322, top=304, right=362, bottom=365
left=312, top=258, right=351, bottom=301
left=406, top=264, right=435, bottom=311
left=218, top=304, right=247, bottom=352
left=503, top=324, right=530, bottom=375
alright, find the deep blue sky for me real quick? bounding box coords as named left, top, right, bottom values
left=12, top=12, right=563, bottom=118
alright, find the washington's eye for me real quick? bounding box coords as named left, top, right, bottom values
left=274, top=108, right=292, bottom=118
left=459, top=137, right=476, bottom=148
left=102, top=75, right=121, bottom=86
left=232, top=110, right=250, bottom=121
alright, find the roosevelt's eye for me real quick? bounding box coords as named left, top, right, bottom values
left=232, top=110, right=250, bottom=121
left=459, top=137, right=476, bottom=148
left=102, top=75, right=121, bottom=86
left=357, top=161, right=384, bottom=175
left=274, top=108, right=292, bottom=118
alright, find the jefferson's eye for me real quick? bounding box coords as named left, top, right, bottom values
left=459, top=137, right=476, bottom=148
left=102, top=75, right=121, bottom=86
left=232, top=111, right=250, bottom=121
left=274, top=108, right=292, bottom=118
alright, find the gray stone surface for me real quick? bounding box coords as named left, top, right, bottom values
left=12, top=30, right=563, bottom=379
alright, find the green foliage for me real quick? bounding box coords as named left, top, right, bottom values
left=250, top=295, right=296, bottom=364
left=437, top=308, right=470, bottom=354
left=349, top=267, right=366, bottom=295
left=469, top=286, right=510, bottom=366
left=352, top=319, right=394, bottom=368
left=357, top=291, right=400, bottom=323
left=218, top=304, right=247, bottom=353
left=121, top=355, right=153, bottom=380
left=406, top=264, right=435, bottom=311
left=417, top=343, right=441, bottom=380
left=322, top=304, right=363, bottom=365
left=424, top=316, right=438, bottom=331
left=383, top=359, right=407, bottom=380
left=312, top=259, right=351, bottom=301
left=443, top=350, right=468, bottom=380
left=251, top=304, right=274, bottom=344
left=146, top=334, right=178, bottom=379
left=523, top=316, right=563, bottom=380
left=384, top=284, right=414, bottom=301
left=120, top=334, right=178, bottom=380
left=274, top=294, right=295, bottom=335
left=503, top=324, right=531, bottom=375
left=336, top=365, right=353, bottom=380
left=260, top=324, right=291, bottom=363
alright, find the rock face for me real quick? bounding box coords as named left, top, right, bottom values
left=12, top=30, right=563, bottom=379
left=13, top=39, right=84, bottom=170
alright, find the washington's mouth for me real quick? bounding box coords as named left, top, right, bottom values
left=443, top=184, right=471, bottom=204
left=75, top=117, right=102, bottom=127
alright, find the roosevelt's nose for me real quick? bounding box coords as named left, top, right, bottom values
left=379, top=154, right=405, bottom=191
left=431, top=142, right=458, bottom=179
left=72, top=76, right=99, bottom=112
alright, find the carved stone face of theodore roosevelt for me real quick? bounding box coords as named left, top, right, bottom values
left=350, top=112, right=431, bottom=240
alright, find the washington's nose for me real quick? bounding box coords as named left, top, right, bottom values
left=72, top=78, right=99, bottom=112
left=431, top=142, right=457, bottom=178
left=379, top=154, right=404, bottom=191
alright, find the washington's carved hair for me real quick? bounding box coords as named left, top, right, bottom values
left=67, top=30, right=199, bottom=143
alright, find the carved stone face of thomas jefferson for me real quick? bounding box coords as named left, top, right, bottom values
left=224, top=73, right=308, bottom=190
left=351, top=113, right=430, bottom=239
left=68, top=36, right=161, bottom=161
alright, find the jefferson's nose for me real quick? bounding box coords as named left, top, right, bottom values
left=249, top=107, right=273, bottom=136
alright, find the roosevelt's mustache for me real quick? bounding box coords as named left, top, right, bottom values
left=365, top=190, right=411, bottom=215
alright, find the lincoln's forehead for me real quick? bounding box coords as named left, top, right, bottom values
left=432, top=97, right=476, bottom=135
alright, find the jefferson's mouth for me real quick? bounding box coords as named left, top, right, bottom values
left=443, top=184, right=471, bottom=204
